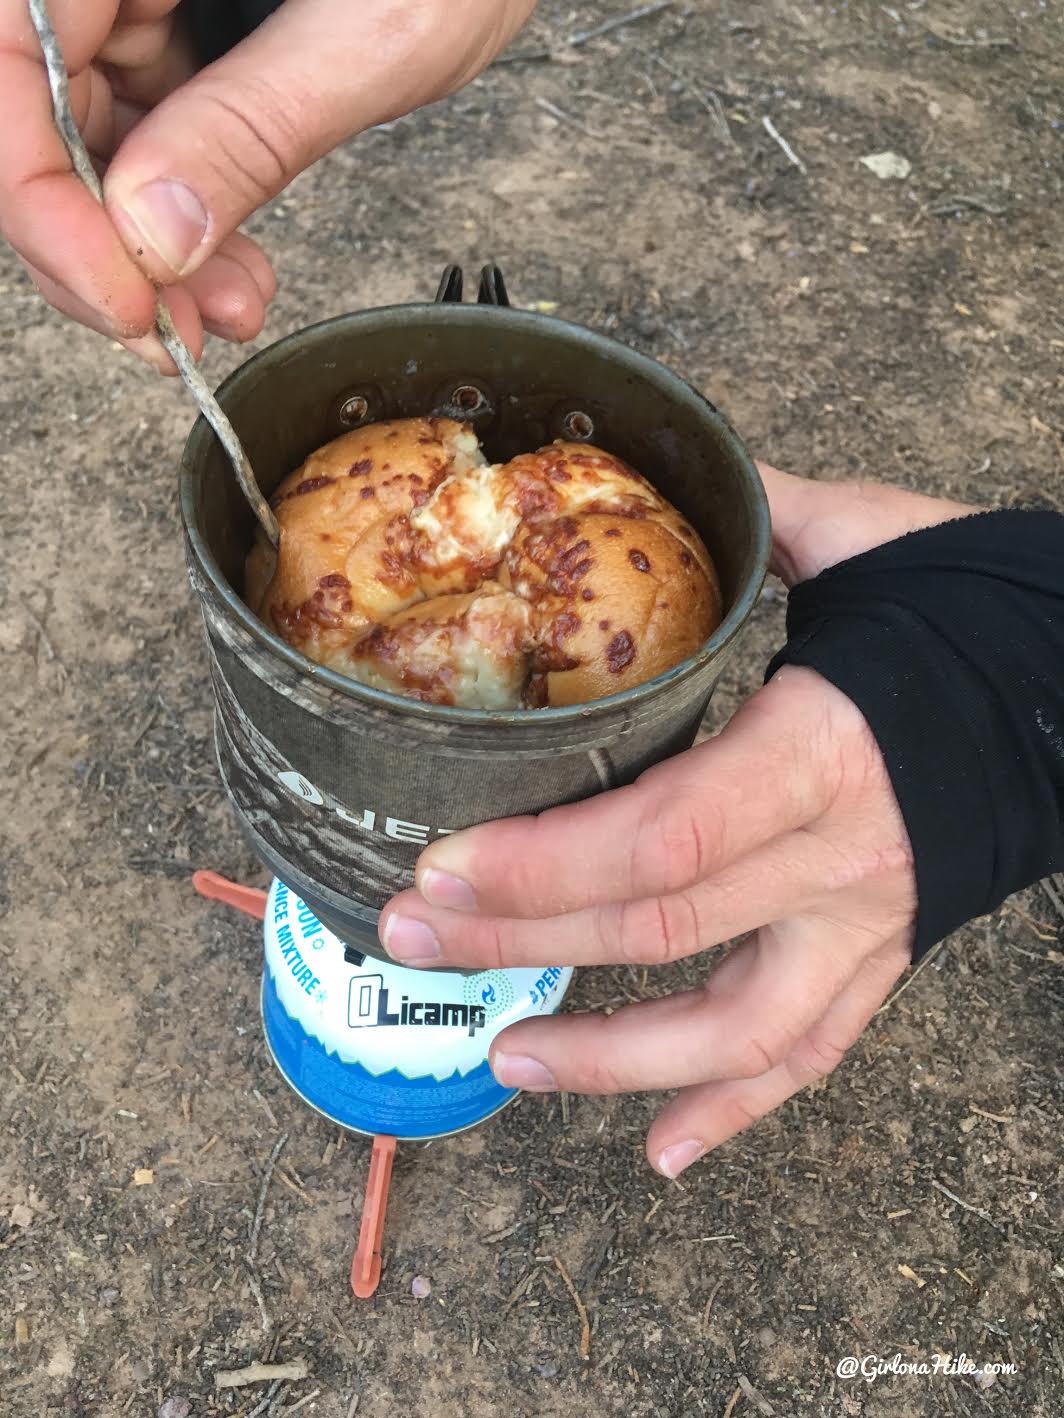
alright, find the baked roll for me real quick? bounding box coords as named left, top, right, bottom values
left=247, top=419, right=721, bottom=708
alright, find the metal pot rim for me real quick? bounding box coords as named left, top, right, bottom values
left=179, top=302, right=771, bottom=726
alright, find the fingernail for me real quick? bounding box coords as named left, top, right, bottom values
left=657, top=1139, right=706, bottom=1179
left=492, top=1052, right=557, bottom=1091
left=381, top=914, right=440, bottom=965
left=119, top=179, right=209, bottom=275
left=419, top=868, right=477, bottom=911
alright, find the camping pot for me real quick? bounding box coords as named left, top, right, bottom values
left=180, top=265, right=770, bottom=965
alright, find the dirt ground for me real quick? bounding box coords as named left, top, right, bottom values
left=1, top=2, right=1062, bottom=1415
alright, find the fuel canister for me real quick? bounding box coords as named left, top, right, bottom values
left=262, top=878, right=573, bottom=1139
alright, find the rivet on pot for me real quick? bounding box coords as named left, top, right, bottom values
left=339, top=395, right=371, bottom=427
left=562, top=410, right=595, bottom=441
left=450, top=385, right=487, bottom=417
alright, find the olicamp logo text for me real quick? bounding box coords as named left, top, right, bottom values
left=277, top=771, right=454, bottom=845
left=348, top=975, right=486, bottom=1038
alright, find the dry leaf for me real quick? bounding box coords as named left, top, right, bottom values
left=850, top=242, right=870, bottom=254
left=10, top=1203, right=34, bottom=1228
left=898, top=1263, right=926, bottom=1288
left=954, top=303, right=972, bottom=316
left=133, top=1169, right=155, bottom=1187
left=15, top=1316, right=30, bottom=1346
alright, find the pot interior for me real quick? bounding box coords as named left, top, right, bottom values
left=181, top=304, right=768, bottom=673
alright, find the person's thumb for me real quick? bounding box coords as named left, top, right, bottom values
left=101, top=0, right=471, bottom=283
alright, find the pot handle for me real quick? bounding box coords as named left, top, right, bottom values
left=433, top=264, right=511, bottom=307
left=478, top=264, right=511, bottom=307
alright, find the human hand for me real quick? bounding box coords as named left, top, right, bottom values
left=378, top=466, right=977, bottom=1177
left=1, top=0, right=535, bottom=370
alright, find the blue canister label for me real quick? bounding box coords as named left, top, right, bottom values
left=262, top=879, right=572, bottom=1139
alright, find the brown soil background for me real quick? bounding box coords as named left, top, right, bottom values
left=1, top=2, right=1061, bottom=1415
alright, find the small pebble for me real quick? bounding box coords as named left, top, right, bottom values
left=973, top=1369, right=998, bottom=1390
left=757, top=1326, right=777, bottom=1348
left=533, top=1357, right=559, bottom=1378
left=158, top=1400, right=191, bottom=1418
left=99, top=1288, right=119, bottom=1307
left=131, top=1358, right=152, bottom=1382
left=411, top=1274, right=432, bottom=1300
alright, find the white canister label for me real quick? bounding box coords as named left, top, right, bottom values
left=262, top=879, right=572, bottom=1138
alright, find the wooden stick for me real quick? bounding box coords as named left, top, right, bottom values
left=874, top=941, right=944, bottom=1016
left=912, top=17, right=1013, bottom=48
left=280, top=1388, right=321, bottom=1415
left=250, top=1133, right=289, bottom=1261
left=761, top=115, right=807, bottom=174
left=736, top=1375, right=776, bottom=1416
left=246, top=1269, right=272, bottom=1334
left=930, top=1178, right=1005, bottom=1234
left=25, top=0, right=280, bottom=553
left=1042, top=873, right=1064, bottom=921
left=498, top=1, right=674, bottom=64
left=567, top=1, right=675, bottom=49
left=647, top=55, right=741, bottom=153
left=553, top=1255, right=591, bottom=1362
left=244, top=1379, right=286, bottom=1418
left=216, top=1360, right=310, bottom=1390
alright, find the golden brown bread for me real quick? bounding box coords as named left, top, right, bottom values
left=346, top=586, right=533, bottom=709
left=247, top=419, right=722, bottom=708
left=244, top=417, right=483, bottom=664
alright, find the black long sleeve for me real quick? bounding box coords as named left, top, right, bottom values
left=768, top=509, right=1064, bottom=959
left=181, top=0, right=286, bottom=64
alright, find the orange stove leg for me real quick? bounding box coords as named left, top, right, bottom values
left=192, top=870, right=268, bottom=921
left=351, top=1134, right=398, bottom=1299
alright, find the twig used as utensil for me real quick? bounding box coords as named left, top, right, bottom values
left=26, top=0, right=280, bottom=553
